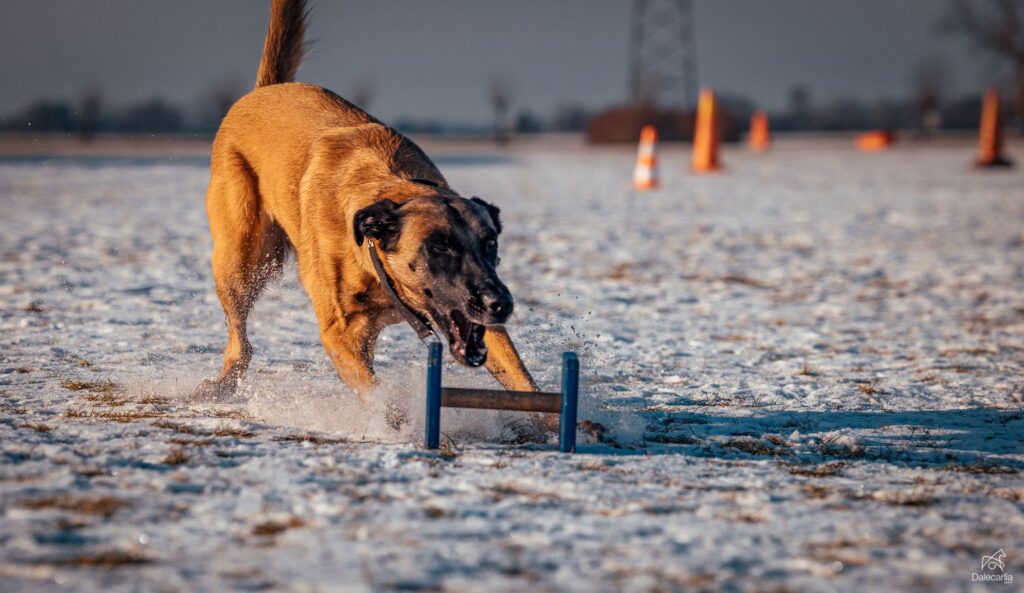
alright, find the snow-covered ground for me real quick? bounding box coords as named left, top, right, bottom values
left=1, top=138, right=1023, bottom=592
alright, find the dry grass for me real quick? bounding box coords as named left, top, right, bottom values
left=272, top=433, right=346, bottom=446
left=946, top=462, right=1018, bottom=475
left=169, top=437, right=214, bottom=447
left=53, top=550, right=152, bottom=567
left=153, top=420, right=206, bottom=435
left=136, top=393, right=169, bottom=405
left=20, top=422, right=52, bottom=433
left=723, top=437, right=787, bottom=456
left=439, top=435, right=459, bottom=460
left=801, top=484, right=835, bottom=500
left=789, top=461, right=847, bottom=477
left=19, top=494, right=127, bottom=517
left=648, top=433, right=699, bottom=445
left=162, top=447, right=191, bottom=466
left=213, top=427, right=256, bottom=439
left=857, top=382, right=881, bottom=396
left=795, top=362, right=820, bottom=377
left=60, top=378, right=120, bottom=393
left=104, top=409, right=158, bottom=422
left=720, top=274, right=774, bottom=290
left=251, top=516, right=304, bottom=536
left=79, top=391, right=130, bottom=406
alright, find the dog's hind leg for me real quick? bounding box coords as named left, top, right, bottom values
left=196, top=155, right=288, bottom=400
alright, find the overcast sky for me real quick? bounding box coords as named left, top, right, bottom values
left=0, top=0, right=998, bottom=124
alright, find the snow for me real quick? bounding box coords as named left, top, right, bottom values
left=1, top=138, right=1023, bottom=592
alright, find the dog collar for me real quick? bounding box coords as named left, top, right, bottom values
left=367, top=241, right=439, bottom=343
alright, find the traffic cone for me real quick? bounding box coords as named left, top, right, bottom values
left=976, top=86, right=1013, bottom=168
left=854, top=130, right=893, bottom=152
left=633, top=125, right=659, bottom=190
left=692, top=88, right=721, bottom=172
left=748, top=110, right=770, bottom=152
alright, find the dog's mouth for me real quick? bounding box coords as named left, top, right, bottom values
left=443, top=309, right=487, bottom=367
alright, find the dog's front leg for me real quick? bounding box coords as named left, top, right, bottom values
left=483, top=325, right=537, bottom=391
left=484, top=326, right=559, bottom=433
left=318, top=314, right=380, bottom=398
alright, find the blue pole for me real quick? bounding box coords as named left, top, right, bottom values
left=425, top=342, right=442, bottom=449
left=559, top=352, right=579, bottom=453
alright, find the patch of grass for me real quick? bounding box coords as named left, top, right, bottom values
left=207, top=408, right=253, bottom=421
left=136, top=393, right=169, bottom=405
left=213, top=427, right=256, bottom=439
left=169, top=437, right=214, bottom=447
left=795, top=362, right=820, bottom=377
left=946, top=462, right=1018, bottom=475
left=819, top=436, right=865, bottom=459
left=162, top=447, right=191, bottom=466
left=19, top=495, right=127, bottom=518
left=15, top=367, right=36, bottom=374
left=153, top=420, right=207, bottom=435
left=53, top=550, right=152, bottom=567
left=60, top=378, right=120, bottom=393
left=789, top=461, right=848, bottom=477
left=272, top=433, right=346, bottom=446
left=79, top=391, right=130, bottom=406
left=20, top=422, right=53, bottom=433
left=94, top=409, right=166, bottom=422
left=723, top=437, right=787, bottom=456
left=423, top=505, right=450, bottom=519
left=439, top=435, right=458, bottom=460
left=251, top=516, right=304, bottom=536
left=720, top=274, right=774, bottom=290
left=857, top=382, right=881, bottom=396
left=648, top=433, right=699, bottom=445
left=801, top=484, right=835, bottom=500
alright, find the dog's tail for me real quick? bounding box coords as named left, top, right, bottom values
left=255, top=0, right=309, bottom=88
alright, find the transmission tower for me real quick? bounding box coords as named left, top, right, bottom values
left=628, top=0, right=698, bottom=109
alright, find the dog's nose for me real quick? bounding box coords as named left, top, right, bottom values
left=484, top=293, right=513, bottom=320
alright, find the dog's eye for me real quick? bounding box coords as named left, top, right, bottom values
left=429, top=241, right=452, bottom=254
left=484, top=239, right=497, bottom=252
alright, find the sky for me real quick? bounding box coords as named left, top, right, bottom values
left=0, top=0, right=1000, bottom=125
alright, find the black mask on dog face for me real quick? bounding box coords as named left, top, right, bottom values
left=354, top=193, right=511, bottom=366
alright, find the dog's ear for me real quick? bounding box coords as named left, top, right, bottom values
left=470, top=197, right=502, bottom=235
left=353, top=199, right=403, bottom=250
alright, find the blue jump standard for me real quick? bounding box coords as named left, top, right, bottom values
left=424, top=342, right=580, bottom=453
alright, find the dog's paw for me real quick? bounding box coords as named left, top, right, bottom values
left=506, top=414, right=557, bottom=444
left=191, top=378, right=235, bottom=403
left=384, top=401, right=409, bottom=431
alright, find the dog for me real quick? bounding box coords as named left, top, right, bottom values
left=197, top=0, right=545, bottom=421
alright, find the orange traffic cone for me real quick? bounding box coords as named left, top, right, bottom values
left=692, top=88, right=721, bottom=172
left=976, top=86, right=1013, bottom=168
left=748, top=110, right=770, bottom=152
left=854, top=130, right=893, bottom=152
left=633, top=125, right=660, bottom=190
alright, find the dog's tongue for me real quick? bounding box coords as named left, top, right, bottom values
left=450, top=310, right=487, bottom=366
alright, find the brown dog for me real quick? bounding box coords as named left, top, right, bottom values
left=197, top=0, right=541, bottom=412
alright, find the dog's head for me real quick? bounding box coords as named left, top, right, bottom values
left=353, top=191, right=511, bottom=367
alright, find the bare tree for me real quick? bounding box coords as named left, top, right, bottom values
left=940, top=0, right=1024, bottom=127
left=205, top=78, right=244, bottom=130
left=488, top=75, right=515, bottom=145
left=78, top=88, right=102, bottom=142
